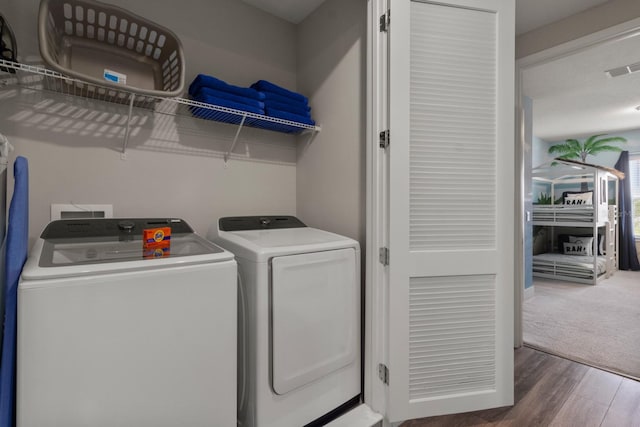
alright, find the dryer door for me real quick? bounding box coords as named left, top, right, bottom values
left=270, top=248, right=358, bottom=395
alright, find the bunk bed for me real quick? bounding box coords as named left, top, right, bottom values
left=531, top=159, right=623, bottom=285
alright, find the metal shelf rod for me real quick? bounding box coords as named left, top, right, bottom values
left=224, top=115, right=247, bottom=163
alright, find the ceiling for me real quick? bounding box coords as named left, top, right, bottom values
left=243, top=0, right=632, bottom=142
left=515, top=0, right=609, bottom=35
left=523, top=32, right=640, bottom=141
left=242, top=0, right=609, bottom=32
left=240, top=0, right=325, bottom=24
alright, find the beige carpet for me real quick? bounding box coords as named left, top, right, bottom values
left=523, top=270, right=640, bottom=380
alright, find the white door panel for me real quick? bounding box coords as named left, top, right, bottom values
left=384, top=0, right=515, bottom=422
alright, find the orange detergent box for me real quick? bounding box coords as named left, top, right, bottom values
left=143, top=227, right=171, bottom=247
left=142, top=227, right=171, bottom=259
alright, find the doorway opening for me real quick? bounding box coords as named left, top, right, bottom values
left=517, top=17, right=640, bottom=380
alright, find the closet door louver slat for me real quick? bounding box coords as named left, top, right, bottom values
left=409, top=275, right=496, bottom=400
left=409, top=2, right=496, bottom=252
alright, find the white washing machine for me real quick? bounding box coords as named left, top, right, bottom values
left=17, top=218, right=237, bottom=427
left=208, top=216, right=361, bottom=427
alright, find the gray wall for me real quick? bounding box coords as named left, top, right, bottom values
left=1, top=0, right=301, bottom=243
left=295, top=0, right=366, bottom=244
left=516, top=0, right=640, bottom=59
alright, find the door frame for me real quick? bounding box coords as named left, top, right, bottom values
left=365, top=0, right=389, bottom=417
left=514, top=16, right=640, bottom=346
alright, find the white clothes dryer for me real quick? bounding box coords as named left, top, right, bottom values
left=209, top=216, right=361, bottom=427
left=17, top=218, right=237, bottom=427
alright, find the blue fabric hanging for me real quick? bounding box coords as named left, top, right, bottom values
left=0, top=156, right=29, bottom=427
left=614, top=151, right=640, bottom=271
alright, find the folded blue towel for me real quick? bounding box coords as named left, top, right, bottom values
left=264, top=99, right=311, bottom=117
left=265, top=107, right=315, bottom=126
left=253, top=121, right=302, bottom=134
left=197, top=87, right=265, bottom=110
left=193, top=93, right=265, bottom=116
left=251, top=80, right=308, bottom=104
left=189, top=74, right=265, bottom=101
left=261, top=90, right=309, bottom=108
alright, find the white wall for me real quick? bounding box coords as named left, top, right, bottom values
left=295, top=0, right=366, bottom=244
left=0, top=0, right=300, bottom=243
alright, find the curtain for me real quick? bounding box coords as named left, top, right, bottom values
left=614, top=151, right=640, bottom=271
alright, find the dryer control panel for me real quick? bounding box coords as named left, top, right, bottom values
left=219, top=216, right=306, bottom=231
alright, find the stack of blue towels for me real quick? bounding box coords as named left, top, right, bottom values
left=250, top=80, right=315, bottom=127
left=188, top=74, right=265, bottom=124
left=187, top=75, right=315, bottom=132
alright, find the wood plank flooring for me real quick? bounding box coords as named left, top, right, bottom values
left=401, top=346, right=640, bottom=427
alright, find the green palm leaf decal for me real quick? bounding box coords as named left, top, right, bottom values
left=583, top=134, right=606, bottom=151
left=548, top=134, right=626, bottom=163
left=588, top=145, right=624, bottom=154
left=588, top=137, right=627, bottom=150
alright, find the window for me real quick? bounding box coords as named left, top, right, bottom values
left=631, top=155, right=640, bottom=237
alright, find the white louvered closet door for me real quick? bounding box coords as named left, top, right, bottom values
left=386, top=0, right=514, bottom=421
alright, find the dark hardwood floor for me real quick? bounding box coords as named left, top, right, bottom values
left=401, top=346, right=640, bottom=427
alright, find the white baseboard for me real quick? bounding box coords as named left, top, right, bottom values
left=524, top=285, right=535, bottom=300
left=325, top=404, right=383, bottom=427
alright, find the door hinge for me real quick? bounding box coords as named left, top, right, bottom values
left=379, top=247, right=389, bottom=266
left=379, top=9, right=390, bottom=32
left=378, top=363, right=389, bottom=385
left=379, top=129, right=390, bottom=149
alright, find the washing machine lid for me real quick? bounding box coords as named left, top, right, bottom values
left=214, top=216, right=359, bottom=262
left=21, top=218, right=233, bottom=280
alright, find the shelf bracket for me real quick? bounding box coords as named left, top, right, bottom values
left=307, top=129, right=318, bottom=145
left=301, top=127, right=319, bottom=146
left=121, top=93, right=136, bottom=157
left=224, top=115, right=247, bottom=163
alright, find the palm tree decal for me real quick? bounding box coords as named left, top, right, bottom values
left=548, top=134, right=627, bottom=163
left=548, top=134, right=626, bottom=191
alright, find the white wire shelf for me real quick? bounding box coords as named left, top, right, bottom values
left=0, top=59, right=320, bottom=160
